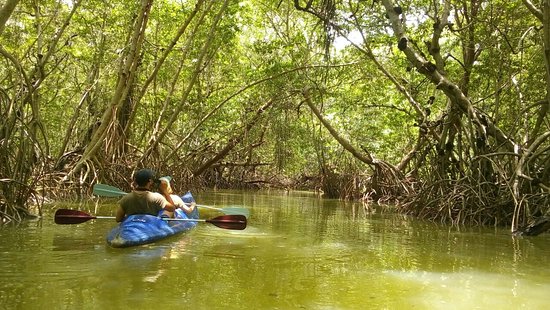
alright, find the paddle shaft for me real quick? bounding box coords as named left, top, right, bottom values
left=59, top=214, right=225, bottom=223
left=54, top=208, right=247, bottom=230
left=94, top=216, right=115, bottom=219
left=195, top=204, right=223, bottom=212
left=164, top=218, right=238, bottom=224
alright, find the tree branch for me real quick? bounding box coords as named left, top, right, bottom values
left=0, top=0, right=19, bottom=35
left=521, top=0, right=543, bottom=21
left=302, top=88, right=377, bottom=166
left=192, top=99, right=273, bottom=177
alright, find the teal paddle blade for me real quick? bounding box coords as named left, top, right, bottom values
left=93, top=184, right=128, bottom=197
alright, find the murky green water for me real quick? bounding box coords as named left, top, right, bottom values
left=1, top=190, right=549, bottom=309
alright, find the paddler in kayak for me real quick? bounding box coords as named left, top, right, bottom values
left=115, top=169, right=195, bottom=222
left=157, top=175, right=197, bottom=216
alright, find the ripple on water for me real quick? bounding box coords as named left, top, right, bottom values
left=384, top=269, right=550, bottom=309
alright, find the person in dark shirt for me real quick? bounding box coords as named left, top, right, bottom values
left=115, top=169, right=178, bottom=222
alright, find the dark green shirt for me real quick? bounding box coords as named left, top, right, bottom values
left=119, top=191, right=167, bottom=216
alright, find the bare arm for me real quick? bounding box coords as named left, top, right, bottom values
left=172, top=194, right=195, bottom=214
left=115, top=206, right=125, bottom=222
left=159, top=179, right=176, bottom=212
left=181, top=201, right=196, bottom=214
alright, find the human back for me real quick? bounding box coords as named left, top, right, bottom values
left=119, top=191, right=167, bottom=216
left=115, top=168, right=176, bottom=222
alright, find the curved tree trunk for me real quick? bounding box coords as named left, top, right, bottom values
left=381, top=0, right=517, bottom=153
left=138, top=0, right=230, bottom=165
left=302, top=89, right=409, bottom=200
left=302, top=89, right=376, bottom=166
left=192, top=99, right=273, bottom=177
left=123, top=0, right=207, bottom=139
left=67, top=0, right=153, bottom=180
left=0, top=0, right=84, bottom=222
left=0, top=0, right=19, bottom=35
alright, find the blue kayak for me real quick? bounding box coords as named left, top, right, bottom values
left=106, top=192, right=199, bottom=248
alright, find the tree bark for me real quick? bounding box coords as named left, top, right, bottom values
left=124, top=0, right=207, bottom=137
left=0, top=0, right=19, bottom=35
left=380, top=0, right=517, bottom=153
left=542, top=0, right=550, bottom=119
left=138, top=0, right=230, bottom=165
left=67, top=0, right=153, bottom=179
left=302, top=89, right=377, bottom=167
left=192, top=99, right=273, bottom=177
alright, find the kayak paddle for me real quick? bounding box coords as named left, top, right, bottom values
left=54, top=209, right=247, bottom=230
left=92, top=183, right=250, bottom=217
left=92, top=183, right=127, bottom=197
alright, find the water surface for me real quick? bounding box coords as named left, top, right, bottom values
left=1, top=190, right=549, bottom=309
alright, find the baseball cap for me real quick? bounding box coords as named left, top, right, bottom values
left=134, top=169, right=156, bottom=186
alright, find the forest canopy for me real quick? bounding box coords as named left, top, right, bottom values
left=1, top=0, right=550, bottom=234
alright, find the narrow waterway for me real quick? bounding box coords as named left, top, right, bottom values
left=1, top=190, right=549, bottom=309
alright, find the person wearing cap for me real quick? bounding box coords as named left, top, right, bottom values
left=115, top=169, right=184, bottom=222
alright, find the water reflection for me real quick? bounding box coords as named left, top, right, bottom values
left=1, top=191, right=550, bottom=309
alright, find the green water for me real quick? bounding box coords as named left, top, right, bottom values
left=1, top=190, right=549, bottom=309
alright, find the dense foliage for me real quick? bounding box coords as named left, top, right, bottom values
left=1, top=0, right=549, bottom=233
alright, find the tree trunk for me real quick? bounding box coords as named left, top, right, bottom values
left=67, top=0, right=153, bottom=179
left=138, top=0, right=229, bottom=165
left=0, top=0, right=19, bottom=35
left=124, top=0, right=207, bottom=139
left=302, top=89, right=376, bottom=166
left=192, top=99, right=273, bottom=177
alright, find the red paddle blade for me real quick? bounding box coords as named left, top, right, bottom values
left=54, top=209, right=96, bottom=225
left=207, top=215, right=247, bottom=230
